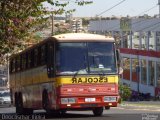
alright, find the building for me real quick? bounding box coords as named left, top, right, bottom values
left=70, top=18, right=83, bottom=33
left=89, top=17, right=160, bottom=97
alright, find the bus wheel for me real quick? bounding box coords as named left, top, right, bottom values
left=23, top=108, right=33, bottom=115
left=105, top=106, right=110, bottom=110
left=16, top=93, right=23, bottom=114
left=42, top=90, right=49, bottom=110
left=60, top=110, right=67, bottom=115
left=16, top=93, right=33, bottom=115
left=92, top=107, right=103, bottom=116
left=45, top=109, right=60, bottom=116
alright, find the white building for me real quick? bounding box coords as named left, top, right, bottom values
left=71, top=18, right=83, bottom=33
left=89, top=17, right=160, bottom=97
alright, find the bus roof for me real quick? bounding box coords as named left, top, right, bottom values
left=53, top=33, right=114, bottom=42
left=10, top=33, right=114, bottom=59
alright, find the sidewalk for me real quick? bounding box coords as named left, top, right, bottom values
left=121, top=101, right=160, bottom=107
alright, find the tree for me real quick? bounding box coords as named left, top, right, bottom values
left=0, top=0, right=93, bottom=64
left=82, top=18, right=89, bottom=26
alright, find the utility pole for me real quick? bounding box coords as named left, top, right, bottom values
left=158, top=0, right=160, bottom=18
left=7, top=54, right=10, bottom=89
left=51, top=12, right=54, bottom=36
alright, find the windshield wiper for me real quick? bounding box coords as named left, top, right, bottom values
left=73, top=55, right=87, bottom=78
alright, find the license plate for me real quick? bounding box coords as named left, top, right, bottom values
left=85, top=98, right=96, bottom=102
left=81, top=104, right=97, bottom=107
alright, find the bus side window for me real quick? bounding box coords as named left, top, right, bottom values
left=13, top=59, right=15, bottom=73
left=25, top=53, right=28, bottom=69
left=10, top=60, right=13, bottom=73
left=45, top=44, right=48, bottom=63
left=47, top=43, right=54, bottom=78
left=15, top=57, right=18, bottom=72
left=27, top=50, right=34, bottom=68
left=38, top=47, right=41, bottom=66
left=22, top=54, right=26, bottom=70
left=17, top=56, right=21, bottom=72
left=29, top=50, right=35, bottom=68
left=28, top=51, right=32, bottom=69
left=34, top=48, right=38, bottom=67
left=10, top=59, right=15, bottom=73
left=41, top=45, right=47, bottom=65
left=20, top=55, right=22, bottom=71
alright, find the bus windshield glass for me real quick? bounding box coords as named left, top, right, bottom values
left=56, top=42, right=116, bottom=75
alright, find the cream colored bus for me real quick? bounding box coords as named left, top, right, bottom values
left=9, top=33, right=120, bottom=116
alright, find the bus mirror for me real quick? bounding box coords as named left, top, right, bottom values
left=116, top=49, right=120, bottom=67
left=118, top=67, right=123, bottom=75
left=116, top=49, right=123, bottom=75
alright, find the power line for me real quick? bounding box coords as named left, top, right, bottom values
left=111, top=17, right=157, bottom=31
left=148, top=21, right=160, bottom=31
left=110, top=5, right=158, bottom=31
left=111, top=20, right=160, bottom=42
left=93, top=3, right=158, bottom=31
left=138, top=20, right=160, bottom=31
left=89, top=1, right=159, bottom=34
left=137, top=5, right=158, bottom=16
left=92, top=19, right=160, bottom=40
left=96, top=0, right=126, bottom=17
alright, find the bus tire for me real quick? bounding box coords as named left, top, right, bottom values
left=92, top=107, right=103, bottom=116
left=42, top=90, right=49, bottom=110
left=16, top=93, right=33, bottom=115
left=16, top=93, right=23, bottom=114
left=105, top=106, right=110, bottom=110
left=23, top=108, right=33, bottom=115
left=46, top=109, right=66, bottom=116
left=15, top=92, right=18, bottom=106
left=60, top=110, right=66, bottom=114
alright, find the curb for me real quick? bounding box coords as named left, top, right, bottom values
left=119, top=102, right=160, bottom=109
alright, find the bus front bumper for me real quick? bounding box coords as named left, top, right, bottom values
left=54, top=96, right=118, bottom=109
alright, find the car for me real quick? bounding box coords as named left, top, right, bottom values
left=0, top=91, right=11, bottom=106
left=0, top=97, right=4, bottom=104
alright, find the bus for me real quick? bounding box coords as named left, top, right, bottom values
left=9, top=33, right=120, bottom=116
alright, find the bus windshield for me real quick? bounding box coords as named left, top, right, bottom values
left=56, top=42, right=117, bottom=75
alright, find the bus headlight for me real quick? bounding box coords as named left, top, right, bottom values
left=104, top=96, right=117, bottom=102
left=61, top=98, right=76, bottom=104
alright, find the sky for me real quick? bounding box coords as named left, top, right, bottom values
left=44, top=0, right=159, bottom=17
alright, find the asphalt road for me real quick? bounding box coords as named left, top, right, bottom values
left=0, top=105, right=159, bottom=120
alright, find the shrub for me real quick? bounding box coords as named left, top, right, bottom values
left=119, top=84, right=131, bottom=101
